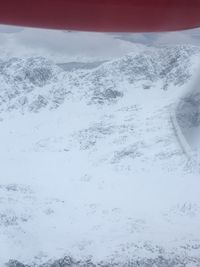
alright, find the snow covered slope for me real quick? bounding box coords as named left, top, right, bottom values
left=0, top=45, right=200, bottom=266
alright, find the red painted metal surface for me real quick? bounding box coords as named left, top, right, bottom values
left=0, top=0, right=200, bottom=32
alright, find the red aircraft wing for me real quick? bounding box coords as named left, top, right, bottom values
left=0, top=0, right=200, bottom=32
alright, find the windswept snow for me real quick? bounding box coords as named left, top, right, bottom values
left=0, top=45, right=200, bottom=266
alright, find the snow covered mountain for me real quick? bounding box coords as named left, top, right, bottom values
left=1, top=45, right=200, bottom=267
left=0, top=45, right=198, bottom=114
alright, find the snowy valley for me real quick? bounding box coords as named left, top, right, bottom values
left=0, top=45, right=200, bottom=266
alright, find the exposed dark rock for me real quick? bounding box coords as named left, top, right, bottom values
left=6, top=254, right=200, bottom=267
left=6, top=260, right=30, bottom=267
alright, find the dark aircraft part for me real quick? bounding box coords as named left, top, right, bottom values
left=0, top=0, right=200, bottom=32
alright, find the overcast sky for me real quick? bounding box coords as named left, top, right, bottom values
left=0, top=24, right=200, bottom=62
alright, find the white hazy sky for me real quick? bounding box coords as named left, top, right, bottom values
left=0, top=24, right=200, bottom=62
